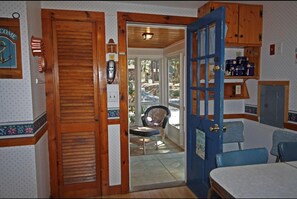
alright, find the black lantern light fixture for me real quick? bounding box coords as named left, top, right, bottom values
left=142, top=32, right=154, bottom=40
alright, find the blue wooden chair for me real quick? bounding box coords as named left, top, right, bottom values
left=270, top=130, right=297, bottom=162
left=278, top=142, right=297, bottom=162
left=208, top=148, right=268, bottom=198
left=216, top=147, right=268, bottom=168
left=223, top=121, right=244, bottom=150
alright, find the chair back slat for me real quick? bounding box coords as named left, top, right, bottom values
left=278, top=142, right=297, bottom=162
left=216, top=147, right=268, bottom=168
left=270, top=130, right=297, bottom=157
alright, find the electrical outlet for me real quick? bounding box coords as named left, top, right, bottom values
left=108, top=91, right=118, bottom=102
left=235, top=85, right=241, bottom=95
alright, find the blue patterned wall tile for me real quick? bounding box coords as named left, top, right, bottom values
left=0, top=114, right=47, bottom=137
left=108, top=109, right=120, bottom=119
left=245, top=105, right=257, bottom=115
left=288, top=111, right=297, bottom=123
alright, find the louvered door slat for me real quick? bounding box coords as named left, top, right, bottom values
left=57, top=25, right=95, bottom=123
left=61, top=130, right=96, bottom=185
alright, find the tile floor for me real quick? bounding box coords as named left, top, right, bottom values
left=130, top=152, right=185, bottom=189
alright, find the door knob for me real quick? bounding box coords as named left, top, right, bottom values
left=213, top=65, right=220, bottom=72
left=210, top=124, right=220, bottom=132
left=210, top=124, right=227, bottom=132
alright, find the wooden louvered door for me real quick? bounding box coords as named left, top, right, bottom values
left=42, top=10, right=106, bottom=198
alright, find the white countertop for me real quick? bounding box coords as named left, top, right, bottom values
left=210, top=161, right=297, bottom=198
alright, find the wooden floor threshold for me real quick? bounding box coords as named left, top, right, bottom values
left=99, top=185, right=197, bottom=198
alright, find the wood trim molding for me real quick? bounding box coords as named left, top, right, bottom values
left=108, top=119, right=120, bottom=125
left=0, top=123, right=48, bottom=147
left=117, top=12, right=197, bottom=194
left=284, top=122, right=297, bottom=131
left=243, top=114, right=258, bottom=121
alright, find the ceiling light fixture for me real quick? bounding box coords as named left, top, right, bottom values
left=142, top=32, right=154, bottom=40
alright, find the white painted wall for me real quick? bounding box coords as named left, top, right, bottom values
left=0, top=1, right=33, bottom=123
left=245, top=1, right=297, bottom=111
left=0, top=2, right=49, bottom=198
left=0, top=144, right=38, bottom=198
left=26, top=1, right=46, bottom=120
left=242, top=1, right=297, bottom=160
left=35, top=132, right=50, bottom=198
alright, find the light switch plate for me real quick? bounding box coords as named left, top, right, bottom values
left=235, top=85, right=241, bottom=95
left=107, top=84, right=119, bottom=108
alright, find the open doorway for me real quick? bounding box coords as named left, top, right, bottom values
left=127, top=23, right=186, bottom=191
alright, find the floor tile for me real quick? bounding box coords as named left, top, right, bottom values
left=130, top=137, right=185, bottom=189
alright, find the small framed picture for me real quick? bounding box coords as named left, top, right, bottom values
left=0, top=17, right=22, bottom=79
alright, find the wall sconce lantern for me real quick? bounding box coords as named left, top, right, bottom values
left=142, top=32, right=154, bottom=40
left=30, top=36, right=46, bottom=73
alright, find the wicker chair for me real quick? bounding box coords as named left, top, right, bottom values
left=141, top=105, right=171, bottom=143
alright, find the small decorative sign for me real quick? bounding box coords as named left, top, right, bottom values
left=0, top=13, right=22, bottom=78
left=196, top=129, right=206, bottom=160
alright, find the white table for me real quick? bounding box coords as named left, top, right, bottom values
left=286, top=161, right=297, bottom=169
left=210, top=161, right=297, bottom=198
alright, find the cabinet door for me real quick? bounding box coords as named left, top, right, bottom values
left=238, top=4, right=263, bottom=45
left=210, top=2, right=239, bottom=44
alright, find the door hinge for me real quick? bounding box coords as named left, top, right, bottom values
left=260, top=10, right=263, bottom=18
left=259, top=34, right=262, bottom=41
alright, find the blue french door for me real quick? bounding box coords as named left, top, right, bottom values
left=186, top=7, right=225, bottom=198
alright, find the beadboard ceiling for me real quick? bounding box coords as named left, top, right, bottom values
left=128, top=25, right=185, bottom=48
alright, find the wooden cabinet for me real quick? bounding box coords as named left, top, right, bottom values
left=198, top=1, right=263, bottom=100
left=198, top=2, right=263, bottom=46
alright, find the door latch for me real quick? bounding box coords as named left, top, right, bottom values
left=210, top=124, right=227, bottom=132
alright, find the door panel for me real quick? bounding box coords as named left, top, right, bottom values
left=186, top=7, right=225, bottom=198
left=42, top=10, right=106, bottom=198
left=238, top=5, right=263, bottom=45
left=55, top=20, right=100, bottom=197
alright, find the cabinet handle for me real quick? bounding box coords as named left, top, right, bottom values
left=240, top=35, right=243, bottom=38
left=234, top=34, right=238, bottom=37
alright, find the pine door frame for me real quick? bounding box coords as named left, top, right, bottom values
left=117, top=12, right=198, bottom=193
